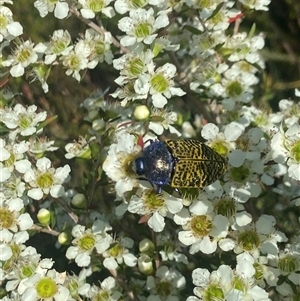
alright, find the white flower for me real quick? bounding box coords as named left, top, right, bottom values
left=0, top=139, right=31, bottom=182
left=228, top=127, right=267, bottom=168
left=238, top=0, right=271, bottom=11
left=274, top=98, right=300, bottom=127
left=111, top=79, right=148, bottom=106
left=134, top=62, right=185, bottom=108
left=114, top=0, right=158, bottom=14
left=236, top=253, right=279, bottom=288
left=148, top=108, right=181, bottom=136
left=44, top=29, right=73, bottom=64
left=177, top=200, right=229, bottom=254
left=28, top=137, right=58, bottom=157
left=6, top=250, right=51, bottom=293
left=146, top=266, right=186, bottom=301
left=65, top=136, right=93, bottom=159
left=60, top=40, right=89, bottom=81
left=226, top=32, right=265, bottom=64
left=1, top=174, right=26, bottom=198
left=189, top=31, right=227, bottom=58
left=87, top=278, right=122, bottom=301
left=231, top=255, right=271, bottom=300
left=2, top=104, right=47, bottom=137
left=157, top=232, right=188, bottom=263
left=102, top=237, right=137, bottom=269
left=21, top=269, right=69, bottom=301
left=24, top=157, right=71, bottom=200
left=113, top=48, right=154, bottom=80
left=34, top=0, right=69, bottom=19
left=64, top=268, right=91, bottom=299
left=83, top=29, right=114, bottom=68
left=128, top=187, right=183, bottom=232
left=188, top=265, right=233, bottom=301
left=272, top=244, right=300, bottom=286
left=66, top=220, right=113, bottom=267
left=118, top=8, right=169, bottom=46
left=2, top=40, right=46, bottom=77
left=103, top=132, right=141, bottom=196
left=233, top=215, right=288, bottom=258
left=201, top=122, right=243, bottom=155
left=0, top=197, right=33, bottom=233
left=0, top=6, right=23, bottom=42
left=0, top=231, right=29, bottom=261
left=78, top=0, right=115, bottom=19
left=270, top=123, right=300, bottom=181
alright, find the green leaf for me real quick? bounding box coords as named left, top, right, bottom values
left=207, top=2, right=224, bottom=21
left=36, top=115, right=58, bottom=132
left=183, top=25, right=202, bottom=35
left=248, top=23, right=256, bottom=39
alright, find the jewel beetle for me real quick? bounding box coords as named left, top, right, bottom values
left=134, top=139, right=227, bottom=193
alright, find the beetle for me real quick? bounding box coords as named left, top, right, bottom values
left=134, top=139, right=228, bottom=193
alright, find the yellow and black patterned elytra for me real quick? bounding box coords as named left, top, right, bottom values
left=134, top=139, right=227, bottom=193
left=164, top=139, right=227, bottom=188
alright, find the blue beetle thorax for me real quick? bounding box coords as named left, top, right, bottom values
left=135, top=141, right=173, bottom=186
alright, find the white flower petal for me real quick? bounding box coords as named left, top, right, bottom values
left=148, top=212, right=165, bottom=232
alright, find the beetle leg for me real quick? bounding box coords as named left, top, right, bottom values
left=143, top=139, right=154, bottom=147
left=174, top=188, right=182, bottom=197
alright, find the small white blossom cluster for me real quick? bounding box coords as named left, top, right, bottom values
left=2, top=0, right=300, bottom=301
left=0, top=101, right=74, bottom=300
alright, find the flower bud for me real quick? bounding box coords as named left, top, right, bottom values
left=139, top=238, right=155, bottom=253
left=58, top=231, right=71, bottom=245
left=37, top=208, right=51, bottom=225
left=138, top=254, right=153, bottom=275
left=71, top=193, right=87, bottom=209
left=92, top=118, right=106, bottom=132
left=134, top=105, right=150, bottom=121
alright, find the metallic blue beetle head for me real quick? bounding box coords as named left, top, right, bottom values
left=134, top=141, right=174, bottom=193
left=135, top=157, right=145, bottom=176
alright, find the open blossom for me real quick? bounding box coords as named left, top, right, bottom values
left=66, top=220, right=113, bottom=267
left=176, top=199, right=229, bottom=254
left=113, top=48, right=154, bottom=80
left=226, top=32, right=265, bottom=64
left=238, top=0, right=271, bottom=11
left=2, top=104, right=47, bottom=137
left=34, top=0, right=69, bottom=19
left=44, top=29, right=73, bottom=65
left=118, top=8, right=169, bottom=46
left=103, top=132, right=141, bottom=196
left=21, top=269, right=70, bottom=301
left=83, top=29, right=114, bottom=67
left=128, top=187, right=183, bottom=232
left=134, top=62, right=185, bottom=108
left=28, top=137, right=58, bottom=158
left=148, top=108, right=181, bottom=136
left=65, top=136, right=93, bottom=159
left=0, top=6, right=23, bottom=42
left=87, top=278, right=122, bottom=301
left=270, top=122, right=300, bottom=181
left=2, top=40, right=46, bottom=77
left=0, top=139, right=31, bottom=182
left=114, top=0, right=157, bottom=14
left=24, top=157, right=71, bottom=200
left=102, top=237, right=137, bottom=269
left=60, top=40, right=89, bottom=81
left=78, top=0, right=115, bottom=19
left=146, top=266, right=186, bottom=301
left=0, top=197, right=33, bottom=234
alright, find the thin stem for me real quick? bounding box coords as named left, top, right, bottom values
left=69, top=6, right=129, bottom=54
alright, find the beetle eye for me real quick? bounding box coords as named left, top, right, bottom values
left=134, top=157, right=144, bottom=175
